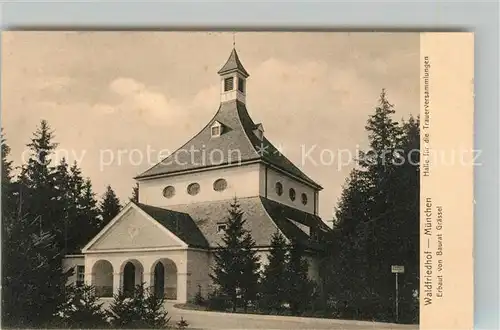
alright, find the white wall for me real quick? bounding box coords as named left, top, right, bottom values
left=138, top=164, right=261, bottom=207
left=263, top=167, right=317, bottom=214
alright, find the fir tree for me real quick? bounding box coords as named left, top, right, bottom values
left=2, top=213, right=71, bottom=327
left=107, top=289, right=140, bottom=328
left=58, top=284, right=108, bottom=328
left=210, top=198, right=260, bottom=312
left=259, top=231, right=288, bottom=313
left=286, top=241, right=313, bottom=316
left=142, top=286, right=171, bottom=328
left=79, top=178, right=101, bottom=244
left=17, top=120, right=60, bottom=237
left=107, top=284, right=170, bottom=329
left=1, top=129, right=15, bottom=220
left=325, top=90, right=420, bottom=322
left=1, top=130, right=17, bottom=259
left=53, top=158, right=72, bottom=251
left=99, top=185, right=121, bottom=229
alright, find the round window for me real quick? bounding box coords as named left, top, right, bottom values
left=187, top=183, right=200, bottom=196
left=289, top=188, right=296, bottom=201
left=275, top=182, right=283, bottom=196
left=213, top=178, right=228, bottom=192
left=301, top=193, right=308, bottom=205
left=163, top=186, right=175, bottom=198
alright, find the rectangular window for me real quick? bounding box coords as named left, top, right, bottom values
left=238, top=78, right=245, bottom=93
left=211, top=126, right=220, bottom=137
left=76, top=265, right=85, bottom=287
left=224, top=77, right=234, bottom=91
left=217, top=223, right=227, bottom=234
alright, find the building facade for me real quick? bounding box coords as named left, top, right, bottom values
left=63, top=48, right=330, bottom=303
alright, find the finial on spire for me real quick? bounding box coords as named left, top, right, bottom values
left=232, top=32, right=236, bottom=48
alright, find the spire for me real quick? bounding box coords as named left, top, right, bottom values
left=218, top=48, right=249, bottom=78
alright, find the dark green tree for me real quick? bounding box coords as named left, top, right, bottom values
left=78, top=178, right=101, bottom=244
left=142, top=286, right=170, bottom=328
left=324, top=90, right=419, bottom=323
left=1, top=129, right=15, bottom=221
left=286, top=241, right=313, bottom=316
left=107, top=284, right=170, bottom=329
left=53, top=158, right=72, bottom=252
left=259, top=231, right=289, bottom=313
left=99, top=185, right=121, bottom=229
left=17, top=120, right=60, bottom=237
left=58, top=284, right=108, bottom=328
left=2, top=213, right=71, bottom=327
left=107, top=289, right=141, bottom=328
left=210, top=198, right=260, bottom=312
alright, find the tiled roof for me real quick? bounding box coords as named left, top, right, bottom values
left=166, top=197, right=330, bottom=251
left=217, top=48, right=250, bottom=77
left=136, top=100, right=321, bottom=189
left=136, top=203, right=209, bottom=248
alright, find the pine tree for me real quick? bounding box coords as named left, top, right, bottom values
left=53, top=158, right=72, bottom=252
left=325, top=90, right=420, bottom=322
left=286, top=241, right=313, bottom=316
left=99, top=185, right=121, bottom=229
left=107, top=289, right=140, bottom=328
left=1, top=129, right=15, bottom=220
left=210, top=198, right=260, bottom=312
left=2, top=213, right=71, bottom=327
left=78, top=178, right=101, bottom=244
left=130, top=182, right=139, bottom=203
left=17, top=120, right=60, bottom=237
left=240, top=228, right=260, bottom=312
left=107, top=284, right=170, bottom=329
left=58, top=284, right=108, bottom=328
left=260, top=231, right=289, bottom=313
left=142, top=286, right=170, bottom=328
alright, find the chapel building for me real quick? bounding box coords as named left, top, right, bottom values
left=63, top=48, right=330, bottom=303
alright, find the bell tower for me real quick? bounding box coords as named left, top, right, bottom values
left=218, top=48, right=249, bottom=104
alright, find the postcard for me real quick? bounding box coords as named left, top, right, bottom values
left=1, top=31, right=473, bottom=329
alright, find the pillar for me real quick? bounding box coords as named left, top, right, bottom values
left=144, top=272, right=153, bottom=289
left=113, top=272, right=121, bottom=295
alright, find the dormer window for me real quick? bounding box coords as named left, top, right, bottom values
left=217, top=223, right=227, bottom=234
left=238, top=78, right=245, bottom=93
left=224, top=77, right=234, bottom=92
left=211, top=121, right=222, bottom=137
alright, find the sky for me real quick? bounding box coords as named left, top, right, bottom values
left=2, top=31, right=419, bottom=221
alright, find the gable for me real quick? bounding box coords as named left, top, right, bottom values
left=87, top=207, right=185, bottom=251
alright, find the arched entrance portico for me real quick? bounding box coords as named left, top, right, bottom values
left=121, top=259, right=144, bottom=296
left=151, top=258, right=177, bottom=300
left=91, top=260, right=114, bottom=297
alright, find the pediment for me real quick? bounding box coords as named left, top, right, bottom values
left=85, top=204, right=186, bottom=251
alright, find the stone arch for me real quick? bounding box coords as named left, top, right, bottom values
left=150, top=258, right=178, bottom=300
left=91, top=260, right=114, bottom=297
left=120, top=259, right=144, bottom=295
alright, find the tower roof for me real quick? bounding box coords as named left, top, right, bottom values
left=135, top=99, right=322, bottom=189
left=218, top=48, right=250, bottom=78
